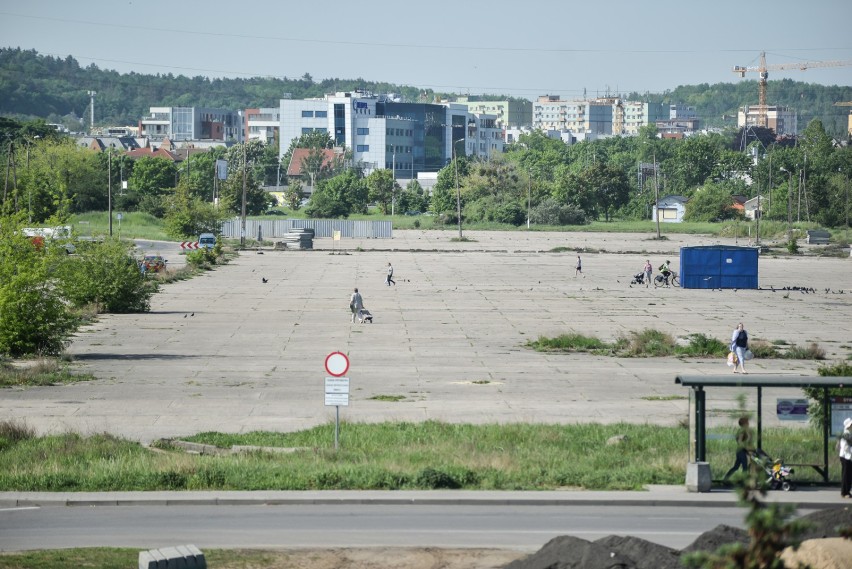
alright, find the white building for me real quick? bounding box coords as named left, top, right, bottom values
left=279, top=92, right=502, bottom=180
left=138, top=107, right=242, bottom=142
left=245, top=107, right=281, bottom=144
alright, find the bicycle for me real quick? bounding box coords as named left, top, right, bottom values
left=654, top=270, right=680, bottom=287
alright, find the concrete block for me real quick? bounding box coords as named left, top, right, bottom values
left=685, top=461, right=712, bottom=493
left=139, top=545, right=206, bottom=569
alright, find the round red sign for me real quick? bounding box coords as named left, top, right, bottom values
left=325, top=351, right=350, bottom=377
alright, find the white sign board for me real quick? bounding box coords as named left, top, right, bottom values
left=325, top=376, right=350, bottom=406
left=831, top=397, right=852, bottom=436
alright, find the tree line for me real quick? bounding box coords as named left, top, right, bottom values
left=1, top=48, right=850, bottom=137
left=2, top=116, right=851, bottom=234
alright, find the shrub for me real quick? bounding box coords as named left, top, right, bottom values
left=0, top=419, right=36, bottom=451
left=786, top=236, right=799, bottom=254
left=784, top=342, right=825, bottom=360
left=185, top=248, right=218, bottom=269
left=678, top=333, right=728, bottom=357
left=530, top=198, right=587, bottom=226
left=749, top=340, right=779, bottom=358
left=55, top=237, right=154, bottom=313
left=622, top=329, right=675, bottom=357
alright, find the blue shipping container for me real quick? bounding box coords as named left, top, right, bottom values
left=680, top=246, right=759, bottom=289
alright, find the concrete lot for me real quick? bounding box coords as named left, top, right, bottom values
left=3, top=230, right=850, bottom=442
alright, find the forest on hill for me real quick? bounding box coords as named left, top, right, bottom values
left=1, top=47, right=851, bottom=136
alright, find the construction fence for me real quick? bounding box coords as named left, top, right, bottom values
left=219, top=218, right=393, bottom=240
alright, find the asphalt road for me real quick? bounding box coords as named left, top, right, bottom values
left=0, top=503, right=757, bottom=551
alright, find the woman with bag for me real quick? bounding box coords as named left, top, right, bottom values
left=731, top=322, right=749, bottom=374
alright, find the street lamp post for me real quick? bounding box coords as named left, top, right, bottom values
left=453, top=138, right=464, bottom=239
left=108, top=147, right=113, bottom=237
left=653, top=150, right=661, bottom=239
left=527, top=168, right=532, bottom=229
left=780, top=167, right=793, bottom=242
left=240, top=141, right=247, bottom=248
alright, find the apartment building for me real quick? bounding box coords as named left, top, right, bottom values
left=454, top=97, right=532, bottom=128
left=737, top=105, right=798, bottom=136
left=533, top=96, right=613, bottom=135
left=138, top=107, right=242, bottom=142
left=245, top=107, right=280, bottom=144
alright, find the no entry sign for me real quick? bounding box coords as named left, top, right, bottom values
left=325, top=351, right=349, bottom=377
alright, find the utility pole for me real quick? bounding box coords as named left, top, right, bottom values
left=780, top=167, right=793, bottom=242
left=653, top=150, right=661, bottom=239
left=108, top=148, right=113, bottom=236
left=453, top=138, right=464, bottom=239
left=87, top=91, right=96, bottom=133
left=240, top=141, right=247, bottom=248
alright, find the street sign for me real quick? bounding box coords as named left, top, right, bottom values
left=325, top=377, right=350, bottom=394
left=325, top=352, right=349, bottom=377
left=180, top=241, right=200, bottom=250
left=325, top=393, right=350, bottom=406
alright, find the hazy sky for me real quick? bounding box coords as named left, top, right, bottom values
left=1, top=0, right=850, bottom=101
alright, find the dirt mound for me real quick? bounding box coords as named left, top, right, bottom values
left=504, top=534, right=680, bottom=569
left=680, top=524, right=749, bottom=554
left=797, top=506, right=852, bottom=540
left=505, top=507, right=852, bottom=569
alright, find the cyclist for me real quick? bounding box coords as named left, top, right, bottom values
left=658, top=260, right=672, bottom=286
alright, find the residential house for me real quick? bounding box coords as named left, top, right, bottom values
left=653, top=195, right=688, bottom=223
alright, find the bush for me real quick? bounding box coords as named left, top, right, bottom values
left=530, top=198, right=587, bottom=226
left=185, top=248, right=218, bottom=269
left=0, top=215, right=77, bottom=356
left=622, top=329, right=675, bottom=357
left=55, top=238, right=154, bottom=313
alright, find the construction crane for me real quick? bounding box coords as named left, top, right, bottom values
left=733, top=52, right=852, bottom=128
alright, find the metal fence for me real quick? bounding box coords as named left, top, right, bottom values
left=219, top=218, right=393, bottom=239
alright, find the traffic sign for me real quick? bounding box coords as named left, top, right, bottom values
left=325, top=377, right=350, bottom=394
left=325, top=352, right=349, bottom=377
left=325, top=393, right=350, bottom=406
left=180, top=241, right=199, bottom=250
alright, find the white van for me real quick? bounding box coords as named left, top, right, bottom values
left=199, top=233, right=216, bottom=250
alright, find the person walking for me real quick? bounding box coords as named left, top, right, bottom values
left=643, top=259, right=653, bottom=288
left=840, top=417, right=852, bottom=498
left=723, top=416, right=755, bottom=482
left=349, top=288, right=363, bottom=323
left=575, top=255, right=583, bottom=277
left=386, top=262, right=395, bottom=286
left=731, top=322, right=749, bottom=374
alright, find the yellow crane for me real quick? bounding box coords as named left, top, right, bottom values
left=733, top=51, right=852, bottom=128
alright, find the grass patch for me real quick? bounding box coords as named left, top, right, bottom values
left=527, top=333, right=621, bottom=355
left=0, top=359, right=95, bottom=388
left=368, top=394, right=406, bottom=402
left=528, top=330, right=825, bottom=360
left=1, top=421, right=843, bottom=491
left=0, top=548, right=294, bottom=569
left=641, top=395, right=688, bottom=401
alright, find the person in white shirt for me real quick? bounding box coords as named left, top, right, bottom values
left=386, top=263, right=395, bottom=286
left=349, top=288, right=363, bottom=323
left=840, top=417, right=852, bottom=499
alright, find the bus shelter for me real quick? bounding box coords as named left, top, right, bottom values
left=675, top=375, right=852, bottom=482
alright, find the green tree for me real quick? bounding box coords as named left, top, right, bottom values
left=366, top=169, right=397, bottom=214
left=304, top=169, right=366, bottom=218
left=684, top=180, right=747, bottom=222
left=55, top=237, right=154, bottom=313
left=162, top=180, right=227, bottom=238
left=396, top=180, right=428, bottom=214
left=128, top=156, right=177, bottom=196
left=283, top=179, right=304, bottom=211
left=0, top=213, right=75, bottom=356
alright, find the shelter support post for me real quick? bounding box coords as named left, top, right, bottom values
left=757, top=386, right=763, bottom=450
left=822, top=387, right=829, bottom=482
left=694, top=386, right=706, bottom=462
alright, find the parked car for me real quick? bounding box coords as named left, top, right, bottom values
left=141, top=255, right=167, bottom=272
left=198, top=233, right=216, bottom=250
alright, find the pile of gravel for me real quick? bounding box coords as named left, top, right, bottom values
left=504, top=507, right=851, bottom=569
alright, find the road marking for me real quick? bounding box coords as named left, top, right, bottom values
left=0, top=507, right=40, bottom=512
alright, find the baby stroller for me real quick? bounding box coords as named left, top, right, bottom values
left=357, top=308, right=373, bottom=324
left=631, top=272, right=646, bottom=285
left=750, top=448, right=795, bottom=491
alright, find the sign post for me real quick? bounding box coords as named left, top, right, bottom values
left=325, top=352, right=350, bottom=449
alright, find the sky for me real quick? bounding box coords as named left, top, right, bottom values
left=1, top=0, right=851, bottom=101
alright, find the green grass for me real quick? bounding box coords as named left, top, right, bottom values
left=72, top=211, right=170, bottom=241
left=1, top=421, right=841, bottom=492
left=0, top=548, right=293, bottom=569
left=528, top=330, right=826, bottom=360
left=0, top=359, right=95, bottom=388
